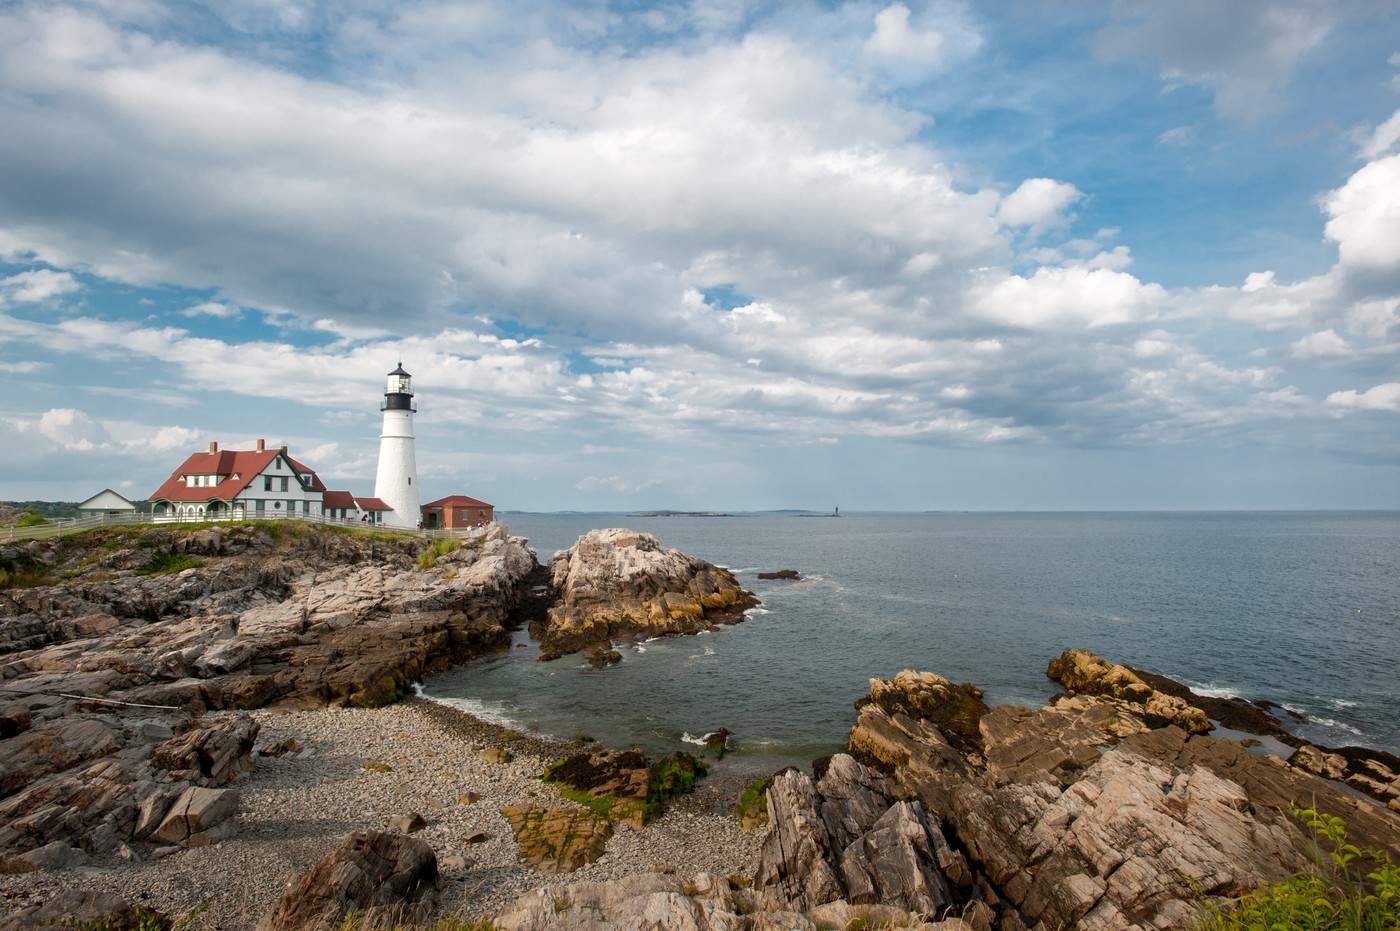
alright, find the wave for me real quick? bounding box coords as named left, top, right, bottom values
left=1329, top=699, right=1359, bottom=709
left=633, top=644, right=647, bottom=653
left=1185, top=682, right=1242, bottom=700
left=745, top=607, right=771, bottom=616
left=1310, top=716, right=1366, bottom=737
left=704, top=646, right=716, bottom=656
left=681, top=730, right=720, bottom=746
left=412, top=684, right=522, bottom=730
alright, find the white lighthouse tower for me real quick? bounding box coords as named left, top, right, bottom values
left=374, top=362, right=420, bottom=528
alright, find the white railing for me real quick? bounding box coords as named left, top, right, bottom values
left=2, top=510, right=461, bottom=543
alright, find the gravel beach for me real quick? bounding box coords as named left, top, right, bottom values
left=0, top=698, right=762, bottom=928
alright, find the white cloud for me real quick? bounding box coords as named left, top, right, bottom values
left=997, top=178, right=1081, bottom=231
left=1324, top=154, right=1400, bottom=270
left=0, top=269, right=80, bottom=305
left=0, top=360, right=48, bottom=373
left=1291, top=329, right=1350, bottom=359
left=1157, top=125, right=1196, bottom=146
left=861, top=2, right=982, bottom=79
left=1326, top=383, right=1400, bottom=412
left=182, top=301, right=239, bottom=319
left=1358, top=108, right=1400, bottom=160
left=970, top=266, right=1164, bottom=329
left=38, top=408, right=110, bottom=450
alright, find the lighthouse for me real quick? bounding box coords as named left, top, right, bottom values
left=374, top=362, right=421, bottom=528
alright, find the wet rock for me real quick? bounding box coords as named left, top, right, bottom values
left=538, top=528, right=758, bottom=659
left=585, top=644, right=622, bottom=668
left=258, top=830, right=439, bottom=931
left=544, top=747, right=651, bottom=828
left=502, top=804, right=613, bottom=873
left=757, top=569, right=801, bottom=580
left=704, top=728, right=731, bottom=757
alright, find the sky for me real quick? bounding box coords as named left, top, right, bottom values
left=1, top=0, right=1399, bottom=511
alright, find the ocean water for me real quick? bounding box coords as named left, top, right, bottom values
left=421, top=511, right=1400, bottom=774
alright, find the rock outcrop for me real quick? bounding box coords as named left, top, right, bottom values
left=1046, top=648, right=1211, bottom=734
left=0, top=521, right=538, bottom=869
left=258, top=830, right=439, bottom=931
left=542, top=747, right=707, bottom=829
left=537, top=529, right=758, bottom=658
left=824, top=657, right=1400, bottom=930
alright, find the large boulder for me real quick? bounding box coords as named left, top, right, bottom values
left=538, top=529, right=758, bottom=658
left=258, top=830, right=439, bottom=931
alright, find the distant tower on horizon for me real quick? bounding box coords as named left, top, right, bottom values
left=374, top=362, right=420, bottom=528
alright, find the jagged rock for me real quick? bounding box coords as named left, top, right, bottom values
left=754, top=753, right=964, bottom=916
left=502, top=804, right=613, bottom=873
left=863, top=669, right=988, bottom=750
left=537, top=528, right=758, bottom=658
left=839, top=661, right=1400, bottom=931
left=258, top=830, right=439, bottom=931
left=388, top=812, right=426, bottom=833
left=151, top=786, right=240, bottom=846
left=1047, top=649, right=1211, bottom=734
left=152, top=716, right=258, bottom=784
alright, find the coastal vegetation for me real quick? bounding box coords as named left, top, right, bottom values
left=1197, top=808, right=1400, bottom=931
left=417, top=537, right=462, bottom=569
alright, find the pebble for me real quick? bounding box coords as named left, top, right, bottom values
left=0, top=699, right=761, bottom=928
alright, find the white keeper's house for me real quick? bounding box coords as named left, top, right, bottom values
left=148, top=438, right=392, bottom=523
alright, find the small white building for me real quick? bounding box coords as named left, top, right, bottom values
left=77, top=488, right=137, bottom=518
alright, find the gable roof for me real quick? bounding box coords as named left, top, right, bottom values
left=150, top=447, right=326, bottom=503
left=78, top=488, right=136, bottom=509
left=422, top=494, right=493, bottom=510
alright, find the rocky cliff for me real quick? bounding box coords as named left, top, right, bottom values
left=0, top=522, right=537, bottom=868
left=536, top=528, right=758, bottom=659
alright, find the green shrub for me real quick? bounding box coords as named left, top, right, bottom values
left=737, top=775, right=773, bottom=829
left=137, top=552, right=204, bottom=575
left=416, top=537, right=461, bottom=569
left=1196, top=806, right=1400, bottom=930
left=17, top=512, right=47, bottom=527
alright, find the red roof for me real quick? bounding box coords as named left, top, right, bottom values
left=150, top=447, right=328, bottom=503
left=422, top=494, right=493, bottom=510
left=324, top=490, right=393, bottom=511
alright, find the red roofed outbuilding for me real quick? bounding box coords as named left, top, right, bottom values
left=421, top=494, right=493, bottom=529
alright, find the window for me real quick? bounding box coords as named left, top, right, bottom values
left=274, top=501, right=281, bottom=509
left=407, top=477, right=412, bottom=485
left=279, top=476, right=288, bottom=492
left=263, top=476, right=273, bottom=491
left=255, top=499, right=265, bottom=512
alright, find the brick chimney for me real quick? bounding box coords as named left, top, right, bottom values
left=209, top=441, right=218, bottom=454
left=256, top=438, right=266, bottom=452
